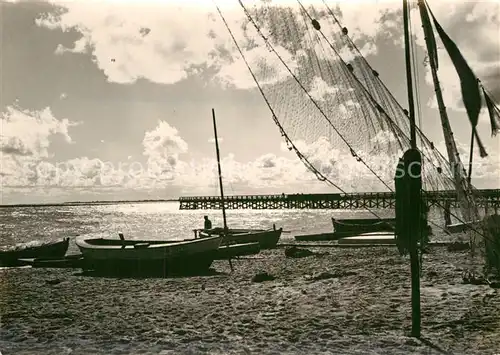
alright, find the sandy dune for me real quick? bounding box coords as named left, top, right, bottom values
left=1, top=246, right=499, bottom=354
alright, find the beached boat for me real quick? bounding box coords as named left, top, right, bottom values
left=332, top=217, right=395, bottom=237
left=294, top=232, right=340, bottom=242
left=337, top=232, right=396, bottom=246
left=75, top=234, right=223, bottom=276
left=198, top=226, right=283, bottom=249
left=0, top=238, right=70, bottom=266
left=445, top=221, right=481, bottom=234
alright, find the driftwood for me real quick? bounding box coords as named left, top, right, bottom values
left=252, top=271, right=275, bottom=283
left=285, top=246, right=314, bottom=258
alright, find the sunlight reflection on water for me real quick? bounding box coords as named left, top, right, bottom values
left=0, top=201, right=466, bottom=248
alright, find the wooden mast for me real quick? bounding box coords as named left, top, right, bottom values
left=212, top=108, right=233, bottom=271
left=402, top=0, right=421, bottom=338
left=212, top=108, right=228, bottom=231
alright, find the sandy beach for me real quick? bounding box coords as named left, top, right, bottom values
left=1, top=245, right=499, bottom=355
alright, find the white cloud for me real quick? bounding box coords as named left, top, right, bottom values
left=207, top=137, right=224, bottom=144
left=0, top=105, right=79, bottom=192
left=412, top=1, right=500, bottom=113
left=34, top=0, right=416, bottom=90
left=141, top=120, right=188, bottom=184
left=36, top=0, right=497, bottom=100
left=435, top=136, right=500, bottom=185
left=35, top=1, right=260, bottom=87
left=0, top=106, right=74, bottom=158
left=3, top=131, right=499, bottom=203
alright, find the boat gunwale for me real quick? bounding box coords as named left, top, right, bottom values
left=198, top=228, right=282, bottom=238
left=75, top=235, right=222, bottom=250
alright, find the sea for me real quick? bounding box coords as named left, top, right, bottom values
left=0, top=202, right=462, bottom=251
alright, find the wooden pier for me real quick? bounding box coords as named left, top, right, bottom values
left=179, top=189, right=500, bottom=210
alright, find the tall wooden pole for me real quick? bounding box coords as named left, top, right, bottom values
left=212, top=108, right=233, bottom=272
left=212, top=108, right=228, bottom=231
left=402, top=0, right=421, bottom=338
left=403, top=0, right=417, bottom=149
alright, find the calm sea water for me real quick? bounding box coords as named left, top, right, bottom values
left=0, top=202, right=462, bottom=252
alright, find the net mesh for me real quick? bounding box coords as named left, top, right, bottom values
left=219, top=1, right=454, bottom=191
left=214, top=0, right=493, bottom=268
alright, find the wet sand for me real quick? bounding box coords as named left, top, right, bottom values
left=1, top=246, right=499, bottom=354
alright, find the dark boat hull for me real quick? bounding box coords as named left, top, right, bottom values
left=445, top=221, right=481, bottom=234
left=201, top=228, right=282, bottom=249
left=0, top=238, right=70, bottom=267
left=295, top=232, right=344, bottom=242
left=80, top=251, right=217, bottom=277
left=332, top=218, right=395, bottom=237
left=75, top=236, right=222, bottom=277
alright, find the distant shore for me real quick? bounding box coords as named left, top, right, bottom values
left=0, top=199, right=179, bottom=208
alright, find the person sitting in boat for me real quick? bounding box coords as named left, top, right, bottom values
left=204, top=216, right=212, bottom=230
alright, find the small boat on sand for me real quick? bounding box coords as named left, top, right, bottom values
left=197, top=226, right=283, bottom=249
left=294, top=232, right=339, bottom=242
left=294, top=218, right=395, bottom=242
left=0, top=238, right=70, bottom=267
left=332, top=217, right=395, bottom=237
left=337, top=232, right=396, bottom=246
left=445, top=221, right=481, bottom=234
left=75, top=234, right=222, bottom=276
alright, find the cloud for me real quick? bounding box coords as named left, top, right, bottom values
left=35, top=1, right=252, bottom=86
left=34, top=0, right=413, bottom=90
left=308, top=76, right=340, bottom=101
left=207, top=137, right=224, bottom=144
left=0, top=105, right=75, bottom=158
left=435, top=137, right=500, bottom=185
left=0, top=105, right=79, bottom=193
left=413, top=1, right=500, bottom=111
left=3, top=130, right=499, bottom=203
left=35, top=0, right=497, bottom=101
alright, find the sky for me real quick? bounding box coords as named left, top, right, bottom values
left=1, top=0, right=499, bottom=204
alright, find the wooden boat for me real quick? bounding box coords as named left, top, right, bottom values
left=18, top=254, right=84, bottom=269
left=332, top=217, right=395, bottom=237
left=215, top=242, right=260, bottom=259
left=198, top=226, right=283, bottom=249
left=445, top=221, right=481, bottom=234
left=291, top=218, right=396, bottom=242
left=75, top=234, right=223, bottom=276
left=337, top=232, right=396, bottom=246
left=0, top=238, right=70, bottom=267
left=295, top=232, right=341, bottom=242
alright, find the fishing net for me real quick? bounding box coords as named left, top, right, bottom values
left=217, top=2, right=455, bottom=190
left=214, top=0, right=491, bottom=265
